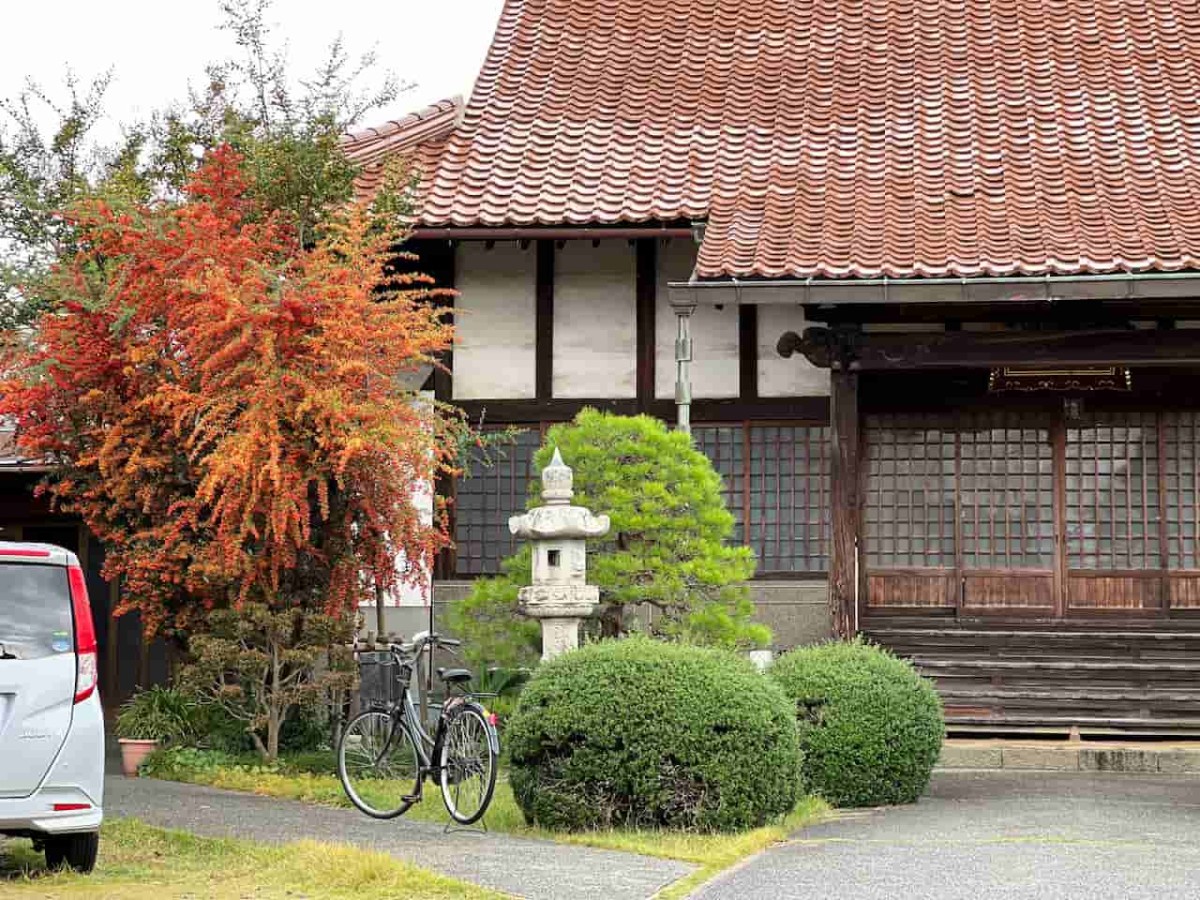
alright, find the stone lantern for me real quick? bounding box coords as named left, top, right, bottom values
left=509, top=448, right=610, bottom=660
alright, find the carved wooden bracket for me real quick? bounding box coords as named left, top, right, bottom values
left=776, top=326, right=856, bottom=370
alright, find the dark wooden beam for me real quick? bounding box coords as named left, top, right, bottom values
left=738, top=304, right=759, bottom=400
left=536, top=240, right=554, bottom=400
left=455, top=396, right=830, bottom=425
left=635, top=240, right=657, bottom=411
left=792, top=326, right=1200, bottom=371
left=405, top=238, right=457, bottom=573
left=830, top=369, right=860, bottom=639
left=432, top=243, right=455, bottom=402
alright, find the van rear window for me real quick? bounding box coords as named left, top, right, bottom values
left=0, top=564, right=73, bottom=660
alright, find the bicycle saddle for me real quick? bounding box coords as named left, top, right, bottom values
left=437, top=667, right=473, bottom=685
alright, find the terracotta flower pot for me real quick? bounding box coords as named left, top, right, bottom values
left=117, top=738, right=159, bottom=777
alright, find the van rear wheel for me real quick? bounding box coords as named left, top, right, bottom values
left=44, top=831, right=99, bottom=872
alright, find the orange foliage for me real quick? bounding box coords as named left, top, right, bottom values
left=1, top=146, right=461, bottom=631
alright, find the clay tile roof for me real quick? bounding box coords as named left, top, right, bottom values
left=342, top=98, right=463, bottom=205
left=0, top=427, right=40, bottom=470
left=408, top=0, right=1200, bottom=279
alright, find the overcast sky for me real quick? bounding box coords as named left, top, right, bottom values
left=0, top=0, right=505, bottom=138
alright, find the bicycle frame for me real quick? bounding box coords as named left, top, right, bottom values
left=398, top=680, right=439, bottom=770
left=381, top=651, right=472, bottom=792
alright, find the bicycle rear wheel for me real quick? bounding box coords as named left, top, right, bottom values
left=438, top=703, right=498, bottom=825
left=338, top=710, right=422, bottom=819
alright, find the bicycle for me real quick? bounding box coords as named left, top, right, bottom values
left=337, top=631, right=499, bottom=825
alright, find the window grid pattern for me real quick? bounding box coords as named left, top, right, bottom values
left=865, top=415, right=956, bottom=568
left=748, top=425, right=831, bottom=573
left=694, top=426, right=746, bottom=547
left=1163, top=412, right=1200, bottom=569
left=454, top=421, right=831, bottom=577
left=454, top=429, right=540, bottom=575
left=960, top=415, right=1055, bottom=569
left=694, top=424, right=832, bottom=573
left=1066, top=413, right=1160, bottom=570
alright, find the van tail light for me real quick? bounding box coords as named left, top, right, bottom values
left=67, top=565, right=97, bottom=704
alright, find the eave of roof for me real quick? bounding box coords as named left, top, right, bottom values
left=400, top=0, right=1200, bottom=281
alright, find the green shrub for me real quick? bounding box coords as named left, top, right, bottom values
left=179, top=604, right=354, bottom=761
left=449, top=411, right=766, bottom=670
left=114, top=685, right=199, bottom=745
left=139, top=746, right=239, bottom=779
left=192, top=696, right=331, bottom=755
left=769, top=640, right=944, bottom=808
left=506, top=637, right=802, bottom=833
left=140, top=745, right=337, bottom=780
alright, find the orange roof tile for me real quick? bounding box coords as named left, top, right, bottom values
left=342, top=99, right=462, bottom=205
left=397, top=0, right=1200, bottom=279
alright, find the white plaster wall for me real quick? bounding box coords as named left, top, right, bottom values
left=655, top=238, right=739, bottom=399
left=553, top=241, right=637, bottom=398
left=758, top=305, right=831, bottom=397
left=453, top=241, right=536, bottom=400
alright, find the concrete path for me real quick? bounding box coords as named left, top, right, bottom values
left=105, top=776, right=694, bottom=900
left=696, top=771, right=1200, bottom=899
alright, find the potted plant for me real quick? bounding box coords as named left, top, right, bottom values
left=114, top=685, right=196, bottom=776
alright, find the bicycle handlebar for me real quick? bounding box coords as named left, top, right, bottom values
left=387, top=631, right=462, bottom=656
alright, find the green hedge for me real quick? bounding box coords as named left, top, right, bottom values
left=769, top=640, right=944, bottom=808
left=506, top=637, right=803, bottom=833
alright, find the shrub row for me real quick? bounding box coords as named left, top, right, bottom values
left=507, top=637, right=944, bottom=831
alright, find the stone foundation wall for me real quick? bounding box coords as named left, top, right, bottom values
left=366, top=579, right=832, bottom=650
left=745, top=580, right=832, bottom=649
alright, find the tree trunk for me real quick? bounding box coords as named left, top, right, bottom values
left=599, top=603, right=623, bottom=639
left=375, top=582, right=387, bottom=640
left=265, top=639, right=282, bottom=762
left=266, top=708, right=281, bottom=762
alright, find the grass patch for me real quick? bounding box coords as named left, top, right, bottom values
left=144, top=747, right=828, bottom=895
left=0, top=818, right=502, bottom=899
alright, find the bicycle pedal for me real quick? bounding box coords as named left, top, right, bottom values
left=402, top=793, right=421, bottom=803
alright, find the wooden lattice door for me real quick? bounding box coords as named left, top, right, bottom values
left=1064, top=413, right=1164, bottom=616
left=958, top=414, right=1057, bottom=615
left=862, top=408, right=1200, bottom=621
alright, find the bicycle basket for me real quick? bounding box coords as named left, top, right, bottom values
left=357, top=651, right=411, bottom=709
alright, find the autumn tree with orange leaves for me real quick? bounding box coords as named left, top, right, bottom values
left=0, top=147, right=460, bottom=755
left=4, top=144, right=459, bottom=619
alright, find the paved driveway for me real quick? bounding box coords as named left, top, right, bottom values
left=698, top=772, right=1200, bottom=900
left=105, top=776, right=693, bottom=900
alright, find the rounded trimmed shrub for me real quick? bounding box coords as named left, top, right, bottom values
left=769, top=640, right=943, bottom=808
left=506, top=637, right=803, bottom=832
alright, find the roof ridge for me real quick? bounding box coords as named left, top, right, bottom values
left=341, top=97, right=462, bottom=148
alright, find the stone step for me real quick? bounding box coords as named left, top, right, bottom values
left=938, top=739, right=1200, bottom=773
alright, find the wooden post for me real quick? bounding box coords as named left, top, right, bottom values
left=830, top=367, right=860, bottom=639
left=535, top=240, right=554, bottom=400
left=738, top=304, right=759, bottom=400
left=635, top=239, right=657, bottom=413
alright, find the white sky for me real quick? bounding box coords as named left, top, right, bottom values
left=0, top=0, right=505, bottom=138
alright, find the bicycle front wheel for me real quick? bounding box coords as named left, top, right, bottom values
left=438, top=703, right=498, bottom=825
left=338, top=710, right=422, bottom=819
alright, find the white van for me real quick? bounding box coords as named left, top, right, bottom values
left=0, top=541, right=103, bottom=871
